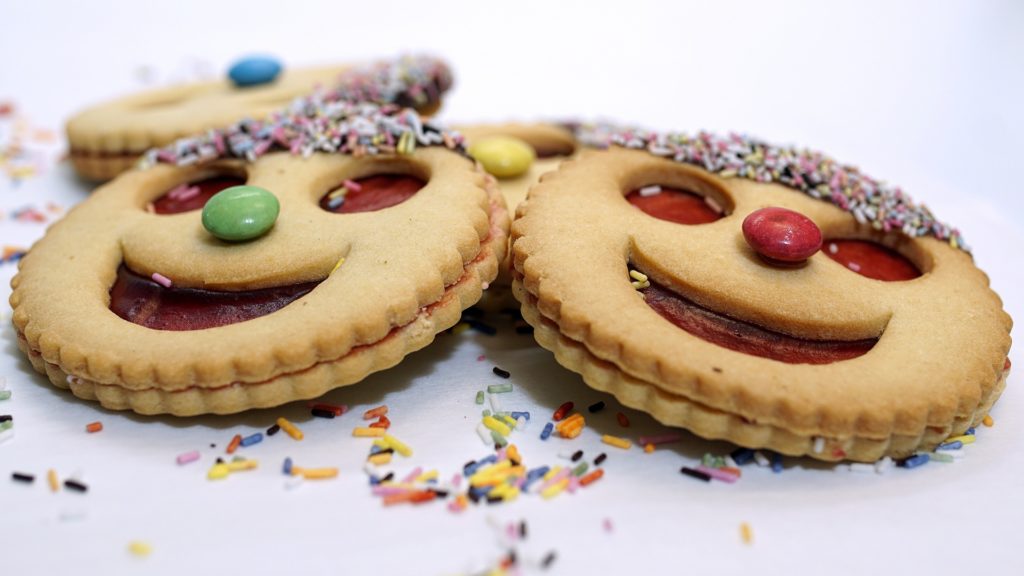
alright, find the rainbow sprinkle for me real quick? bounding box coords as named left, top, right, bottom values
left=571, top=123, right=968, bottom=250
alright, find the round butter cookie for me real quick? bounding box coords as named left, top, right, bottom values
left=12, top=102, right=507, bottom=415
left=511, top=126, right=1011, bottom=462
left=67, top=54, right=453, bottom=181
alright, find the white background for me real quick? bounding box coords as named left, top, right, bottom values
left=1, top=1, right=1022, bottom=574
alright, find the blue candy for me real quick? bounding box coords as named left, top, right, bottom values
left=228, top=56, right=282, bottom=87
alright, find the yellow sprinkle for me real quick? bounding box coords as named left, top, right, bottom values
left=983, top=414, right=994, bottom=427
left=327, top=188, right=346, bottom=200
left=500, top=414, right=518, bottom=428
left=353, top=427, right=386, bottom=438
left=502, top=486, right=521, bottom=502
left=483, top=415, right=511, bottom=437
left=740, top=522, right=754, bottom=545
left=506, top=444, right=521, bottom=464
left=331, top=257, right=345, bottom=273
left=127, top=541, right=152, bottom=557
left=602, top=434, right=632, bottom=450
left=368, top=452, right=393, bottom=466
left=206, top=463, right=230, bottom=480
left=542, top=466, right=562, bottom=481
left=276, top=417, right=304, bottom=441
left=383, top=434, right=413, bottom=457
left=628, top=270, right=648, bottom=282
left=300, top=467, right=339, bottom=480
left=541, top=477, right=570, bottom=499
left=946, top=434, right=976, bottom=445
left=372, top=438, right=389, bottom=448
left=47, top=469, right=59, bottom=493
left=226, top=459, right=258, bottom=472
left=414, top=469, right=438, bottom=484
left=644, top=443, right=655, bottom=453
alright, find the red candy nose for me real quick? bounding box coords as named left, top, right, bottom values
left=742, top=207, right=822, bottom=264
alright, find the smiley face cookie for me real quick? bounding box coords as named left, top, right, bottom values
left=12, top=102, right=508, bottom=415
left=67, top=55, right=453, bottom=181
left=511, top=126, right=1011, bottom=462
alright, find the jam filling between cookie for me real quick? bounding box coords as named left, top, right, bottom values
left=823, top=239, right=921, bottom=281
left=153, top=176, right=246, bottom=214
left=320, top=174, right=425, bottom=213
left=626, top=187, right=724, bottom=224
left=109, top=266, right=318, bottom=331
left=640, top=280, right=876, bottom=364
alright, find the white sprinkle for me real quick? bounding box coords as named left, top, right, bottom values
left=59, top=508, right=88, bottom=522
left=488, top=394, right=503, bottom=414
left=704, top=195, right=724, bottom=214
left=874, top=456, right=893, bottom=474
left=284, top=475, right=304, bottom=491
left=847, top=463, right=876, bottom=473
left=812, top=437, right=825, bottom=454
left=753, top=451, right=771, bottom=467
left=638, top=185, right=662, bottom=197
left=723, top=455, right=738, bottom=469
left=476, top=422, right=492, bottom=445
left=516, top=416, right=527, bottom=430
left=828, top=242, right=838, bottom=255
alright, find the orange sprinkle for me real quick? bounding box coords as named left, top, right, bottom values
left=644, top=443, right=655, bottom=453
left=363, top=405, right=388, bottom=420
left=719, top=467, right=742, bottom=478
left=369, top=415, right=391, bottom=429
left=85, top=421, right=103, bottom=433
left=410, top=490, right=437, bottom=504
left=580, top=468, right=604, bottom=486
left=740, top=522, right=754, bottom=545
left=226, top=434, right=242, bottom=454
left=47, top=469, right=59, bottom=492
left=983, top=414, right=994, bottom=427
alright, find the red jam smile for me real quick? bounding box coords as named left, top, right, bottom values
left=627, top=187, right=724, bottom=225
left=640, top=280, right=876, bottom=364
left=109, top=266, right=317, bottom=331
left=320, top=174, right=425, bottom=213
left=824, top=240, right=921, bottom=281
left=153, top=176, right=246, bottom=214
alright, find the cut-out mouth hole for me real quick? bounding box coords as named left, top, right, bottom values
left=152, top=175, right=246, bottom=214
left=824, top=239, right=921, bottom=281
left=639, top=278, right=876, bottom=364
left=109, top=266, right=318, bottom=331
left=320, top=174, right=425, bottom=213
left=627, top=186, right=725, bottom=225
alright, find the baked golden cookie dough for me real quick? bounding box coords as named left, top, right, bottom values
left=511, top=128, right=1011, bottom=462
left=13, top=103, right=508, bottom=415
left=67, top=55, right=453, bottom=181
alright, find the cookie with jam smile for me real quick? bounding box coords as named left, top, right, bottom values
left=511, top=126, right=1011, bottom=462
left=12, top=102, right=508, bottom=415
left=66, top=54, right=453, bottom=181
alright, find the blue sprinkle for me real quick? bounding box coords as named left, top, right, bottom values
left=369, top=445, right=384, bottom=455
left=282, top=457, right=293, bottom=475
left=730, top=448, right=755, bottom=465
left=328, top=196, right=345, bottom=210
left=937, top=441, right=963, bottom=451
left=540, top=422, right=554, bottom=441
left=369, top=474, right=380, bottom=486
left=239, top=433, right=263, bottom=447
left=522, top=466, right=551, bottom=492
left=966, top=427, right=976, bottom=435
left=770, top=452, right=784, bottom=473
left=898, top=454, right=930, bottom=469
left=510, top=411, right=531, bottom=421
left=228, top=56, right=283, bottom=87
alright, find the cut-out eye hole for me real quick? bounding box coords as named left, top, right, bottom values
left=824, top=239, right=921, bottom=281
left=320, top=174, right=425, bottom=214
left=152, top=175, right=246, bottom=214
left=627, top=185, right=725, bottom=225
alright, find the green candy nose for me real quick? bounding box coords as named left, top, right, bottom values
left=202, top=185, right=280, bottom=242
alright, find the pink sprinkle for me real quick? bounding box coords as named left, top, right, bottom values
left=343, top=179, right=362, bottom=193
left=401, top=467, right=423, bottom=484
left=695, top=465, right=739, bottom=484
left=476, top=355, right=486, bottom=362
left=539, top=467, right=571, bottom=492
left=637, top=433, right=682, bottom=446
left=372, top=485, right=412, bottom=497
left=566, top=475, right=580, bottom=494
left=176, top=186, right=200, bottom=202
left=176, top=450, right=200, bottom=465
left=603, top=518, right=614, bottom=532
left=166, top=184, right=193, bottom=200
left=451, top=473, right=462, bottom=488
left=151, top=273, right=173, bottom=288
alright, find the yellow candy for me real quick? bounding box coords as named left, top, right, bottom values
left=207, top=463, right=230, bottom=480
left=468, top=136, right=535, bottom=179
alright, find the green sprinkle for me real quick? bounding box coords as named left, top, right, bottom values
left=487, top=382, right=513, bottom=394
left=929, top=452, right=954, bottom=463
left=0, top=390, right=11, bottom=401
left=572, top=462, right=589, bottom=477
left=482, top=409, right=491, bottom=417
left=0, top=420, right=11, bottom=432
left=475, top=391, right=485, bottom=405
left=490, top=429, right=508, bottom=447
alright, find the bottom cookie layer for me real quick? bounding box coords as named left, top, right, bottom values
left=513, top=280, right=1007, bottom=462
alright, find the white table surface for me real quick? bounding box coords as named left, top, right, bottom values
left=1, top=1, right=1021, bottom=574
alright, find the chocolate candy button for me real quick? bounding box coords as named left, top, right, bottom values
left=742, top=207, right=822, bottom=264
left=468, top=136, right=536, bottom=179
left=228, top=56, right=282, bottom=87
left=202, top=186, right=280, bottom=242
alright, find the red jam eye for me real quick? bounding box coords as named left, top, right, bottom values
left=627, top=186, right=724, bottom=225
left=824, top=239, right=921, bottom=281
left=152, top=175, right=246, bottom=214
left=320, top=174, right=426, bottom=214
